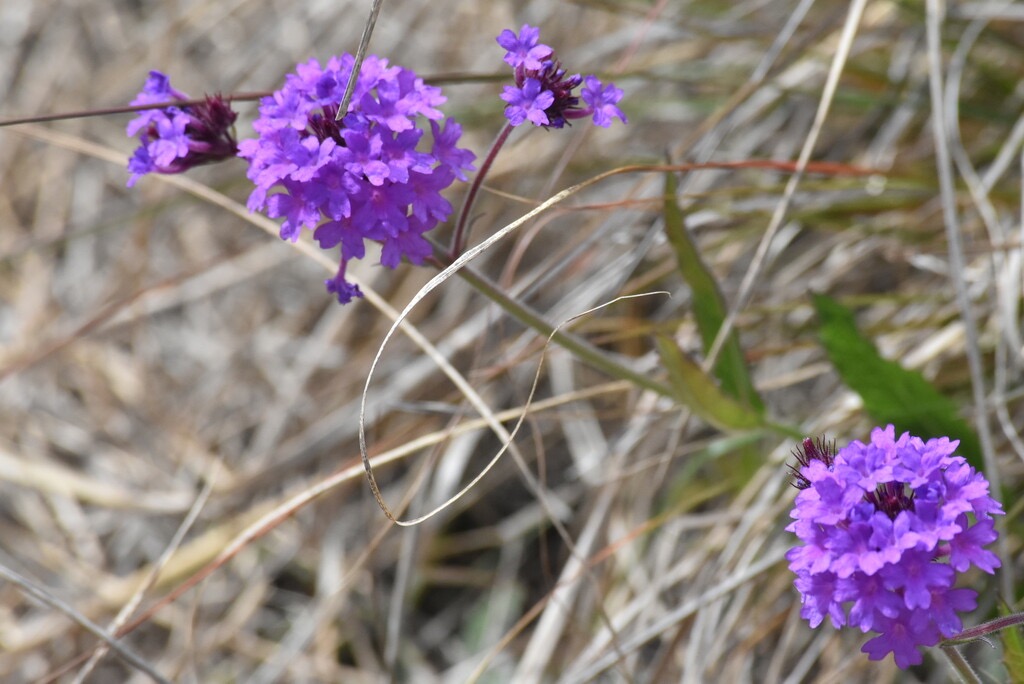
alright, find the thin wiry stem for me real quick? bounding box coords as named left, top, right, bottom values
left=73, top=469, right=217, bottom=683
left=945, top=611, right=1024, bottom=644
left=0, top=94, right=266, bottom=127
left=940, top=644, right=983, bottom=684
left=334, top=0, right=386, bottom=120
left=0, top=562, right=171, bottom=684
left=449, top=121, right=515, bottom=259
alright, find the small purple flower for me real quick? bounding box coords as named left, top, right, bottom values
left=500, top=78, right=555, bottom=127
left=240, top=55, right=475, bottom=303
left=861, top=608, right=940, bottom=669
left=580, top=75, right=627, bottom=127
left=786, top=426, right=1003, bottom=669
left=125, top=71, right=239, bottom=187
left=325, top=269, right=363, bottom=304
left=496, top=25, right=626, bottom=129
left=431, top=119, right=475, bottom=182
left=497, top=24, right=553, bottom=70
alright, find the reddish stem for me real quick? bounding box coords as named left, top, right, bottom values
left=0, top=92, right=268, bottom=128
left=944, top=611, right=1024, bottom=644
left=448, top=121, right=514, bottom=260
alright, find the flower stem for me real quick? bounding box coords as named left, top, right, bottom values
left=448, top=262, right=802, bottom=439
left=0, top=93, right=267, bottom=128
left=452, top=264, right=673, bottom=398
left=448, top=121, right=514, bottom=260
left=943, top=611, right=1024, bottom=644
left=940, top=644, right=982, bottom=684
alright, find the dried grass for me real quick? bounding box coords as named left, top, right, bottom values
left=1, top=0, right=1023, bottom=682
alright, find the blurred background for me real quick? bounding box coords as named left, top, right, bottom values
left=1, top=1, right=1023, bottom=682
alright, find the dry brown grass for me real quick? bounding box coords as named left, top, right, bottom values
left=1, top=1, right=1023, bottom=682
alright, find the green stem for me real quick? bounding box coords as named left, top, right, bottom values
left=940, top=643, right=982, bottom=684
left=454, top=265, right=676, bottom=399
left=438, top=259, right=807, bottom=443
left=451, top=264, right=805, bottom=441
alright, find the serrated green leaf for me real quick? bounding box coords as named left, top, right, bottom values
left=656, top=336, right=764, bottom=432
left=812, top=293, right=983, bottom=470
left=663, top=172, right=764, bottom=413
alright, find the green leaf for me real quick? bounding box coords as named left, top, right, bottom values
left=1001, top=602, right=1024, bottom=684
left=656, top=336, right=764, bottom=432
left=662, top=172, right=764, bottom=413
left=812, top=293, right=983, bottom=470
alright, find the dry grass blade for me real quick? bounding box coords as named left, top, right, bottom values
left=0, top=563, right=170, bottom=683
left=704, top=0, right=868, bottom=370
left=924, top=0, right=1011, bottom=601
left=334, top=0, right=387, bottom=120
left=72, top=468, right=217, bottom=683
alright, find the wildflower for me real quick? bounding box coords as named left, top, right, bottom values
left=496, top=25, right=626, bottom=129
left=239, top=55, right=475, bottom=303
left=496, top=24, right=552, bottom=70
left=787, top=436, right=836, bottom=490
left=786, top=425, right=1002, bottom=669
left=580, top=75, right=627, bottom=128
left=126, top=71, right=238, bottom=187
left=500, top=79, right=554, bottom=127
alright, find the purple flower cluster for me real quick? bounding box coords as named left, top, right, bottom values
left=786, top=426, right=1002, bottom=668
left=497, top=25, right=626, bottom=129
left=126, top=71, right=238, bottom=187
left=238, top=55, right=475, bottom=303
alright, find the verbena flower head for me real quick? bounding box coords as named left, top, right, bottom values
left=126, top=71, right=238, bottom=187
left=238, top=55, right=475, bottom=303
left=786, top=426, right=1003, bottom=669
left=497, top=25, right=626, bottom=129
